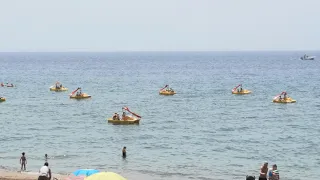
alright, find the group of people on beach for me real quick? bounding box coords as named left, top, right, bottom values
left=19, top=152, right=52, bottom=180
left=18, top=149, right=127, bottom=180
left=246, top=162, right=279, bottom=180
left=19, top=149, right=279, bottom=180
left=255, top=161, right=279, bottom=180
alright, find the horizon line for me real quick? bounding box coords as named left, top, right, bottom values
left=0, top=50, right=319, bottom=53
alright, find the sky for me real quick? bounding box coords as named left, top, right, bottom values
left=0, top=0, right=319, bottom=52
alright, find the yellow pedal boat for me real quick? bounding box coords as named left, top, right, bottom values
left=50, top=82, right=68, bottom=91
left=232, top=89, right=252, bottom=94
left=107, top=118, right=140, bottom=125
left=232, top=84, right=251, bottom=94
left=70, top=93, right=91, bottom=99
left=50, top=87, right=68, bottom=91
left=0, top=97, right=6, bottom=102
left=273, top=91, right=296, bottom=103
left=273, top=97, right=296, bottom=103
left=159, top=90, right=176, bottom=95
left=69, top=87, right=91, bottom=99
left=108, top=107, right=141, bottom=125
left=159, top=85, right=176, bottom=95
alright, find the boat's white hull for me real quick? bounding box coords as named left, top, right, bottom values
left=301, top=56, right=315, bottom=60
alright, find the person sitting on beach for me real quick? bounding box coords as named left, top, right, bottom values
left=38, top=162, right=51, bottom=180
left=259, top=161, right=268, bottom=180
left=20, top=152, right=27, bottom=171
left=122, top=147, right=126, bottom=158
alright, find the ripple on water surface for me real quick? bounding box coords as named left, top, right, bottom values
left=1, top=52, right=320, bottom=180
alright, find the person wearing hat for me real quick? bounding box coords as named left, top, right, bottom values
left=259, top=161, right=269, bottom=180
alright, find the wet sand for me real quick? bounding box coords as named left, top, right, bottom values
left=0, top=170, right=154, bottom=180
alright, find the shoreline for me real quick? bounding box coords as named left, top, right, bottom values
left=0, top=169, right=67, bottom=180
left=0, top=168, right=163, bottom=180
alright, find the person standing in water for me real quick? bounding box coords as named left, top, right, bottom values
left=122, top=147, right=126, bottom=158
left=20, top=152, right=27, bottom=171
left=45, top=154, right=48, bottom=162
left=268, top=164, right=280, bottom=180
left=259, top=161, right=269, bottom=180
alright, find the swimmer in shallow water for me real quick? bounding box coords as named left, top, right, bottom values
left=122, top=147, right=126, bottom=158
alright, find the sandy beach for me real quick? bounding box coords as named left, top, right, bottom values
left=0, top=169, right=159, bottom=180
left=0, top=170, right=67, bottom=180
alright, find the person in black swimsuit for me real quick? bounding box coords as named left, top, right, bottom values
left=122, top=147, right=126, bottom=158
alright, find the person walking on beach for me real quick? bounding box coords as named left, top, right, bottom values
left=122, top=147, right=126, bottom=158
left=38, top=162, right=52, bottom=180
left=259, top=161, right=268, bottom=180
left=20, top=152, right=27, bottom=171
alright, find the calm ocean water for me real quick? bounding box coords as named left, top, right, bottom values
left=0, top=52, right=320, bottom=180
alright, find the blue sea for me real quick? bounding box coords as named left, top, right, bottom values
left=0, top=52, right=320, bottom=180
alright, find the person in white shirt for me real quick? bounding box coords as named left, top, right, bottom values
left=38, top=162, right=51, bottom=180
